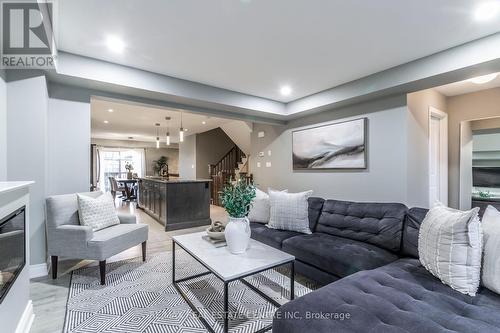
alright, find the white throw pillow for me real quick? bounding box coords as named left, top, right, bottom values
left=248, top=188, right=287, bottom=223
left=418, top=202, right=482, bottom=296
left=77, top=192, right=120, bottom=231
left=248, top=188, right=271, bottom=223
left=481, top=205, right=500, bottom=294
left=267, top=190, right=313, bottom=234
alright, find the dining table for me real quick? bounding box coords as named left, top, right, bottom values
left=116, top=178, right=137, bottom=201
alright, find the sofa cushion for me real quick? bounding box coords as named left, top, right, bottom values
left=77, top=192, right=120, bottom=231
left=274, top=258, right=500, bottom=333
left=307, top=197, right=325, bottom=232
left=282, top=233, right=398, bottom=278
left=402, top=207, right=428, bottom=258
left=268, top=190, right=314, bottom=234
left=418, top=203, right=482, bottom=296
left=482, top=205, right=500, bottom=294
left=249, top=222, right=301, bottom=249
left=315, top=200, right=407, bottom=252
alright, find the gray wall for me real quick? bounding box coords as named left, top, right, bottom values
left=0, top=76, right=6, bottom=181
left=250, top=95, right=416, bottom=204
left=406, top=89, right=447, bottom=208
left=7, top=77, right=92, bottom=268
left=48, top=98, right=91, bottom=195
left=7, top=76, right=48, bottom=266
left=195, top=128, right=235, bottom=179
left=447, top=87, right=500, bottom=208
left=179, top=134, right=196, bottom=179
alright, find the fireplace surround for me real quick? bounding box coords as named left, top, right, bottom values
left=0, top=206, right=26, bottom=304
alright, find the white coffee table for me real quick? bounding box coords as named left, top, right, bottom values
left=172, top=231, right=295, bottom=333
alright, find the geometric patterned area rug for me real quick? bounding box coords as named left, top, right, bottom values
left=63, top=250, right=314, bottom=333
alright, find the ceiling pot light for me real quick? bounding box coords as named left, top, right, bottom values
left=103, top=120, right=109, bottom=124
left=467, top=73, right=498, bottom=84
left=155, top=123, right=160, bottom=149
left=108, top=108, right=114, bottom=113
left=474, top=1, right=500, bottom=21
left=280, top=85, right=292, bottom=96
left=202, top=121, right=206, bottom=125
left=106, top=35, right=125, bottom=53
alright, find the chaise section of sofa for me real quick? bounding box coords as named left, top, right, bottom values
left=273, top=258, right=500, bottom=333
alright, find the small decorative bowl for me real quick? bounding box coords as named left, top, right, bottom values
left=206, top=227, right=226, bottom=240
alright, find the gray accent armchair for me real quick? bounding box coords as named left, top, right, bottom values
left=46, top=191, right=148, bottom=285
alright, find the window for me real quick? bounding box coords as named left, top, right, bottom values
left=98, top=148, right=145, bottom=192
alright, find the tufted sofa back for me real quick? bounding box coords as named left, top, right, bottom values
left=315, top=200, right=408, bottom=252
left=307, top=197, right=325, bottom=232
left=401, top=207, right=428, bottom=258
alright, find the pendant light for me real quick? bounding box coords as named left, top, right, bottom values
left=179, top=111, right=184, bottom=142
left=165, top=116, right=171, bottom=146
left=155, top=123, right=160, bottom=149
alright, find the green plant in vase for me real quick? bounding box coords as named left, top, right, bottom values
left=220, top=178, right=256, bottom=254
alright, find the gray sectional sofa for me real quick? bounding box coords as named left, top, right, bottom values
left=249, top=198, right=500, bottom=332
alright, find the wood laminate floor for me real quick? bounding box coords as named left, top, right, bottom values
left=29, top=201, right=229, bottom=333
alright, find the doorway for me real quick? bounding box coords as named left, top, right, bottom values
left=459, top=117, right=500, bottom=214
left=429, top=107, right=448, bottom=206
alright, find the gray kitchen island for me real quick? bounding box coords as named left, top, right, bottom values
left=137, top=178, right=212, bottom=231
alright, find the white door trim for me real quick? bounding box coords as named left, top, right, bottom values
left=429, top=107, right=448, bottom=206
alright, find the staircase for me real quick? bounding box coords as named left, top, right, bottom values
left=209, top=145, right=252, bottom=206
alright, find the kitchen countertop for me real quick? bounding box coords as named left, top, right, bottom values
left=472, top=196, right=500, bottom=202
left=138, top=177, right=212, bottom=184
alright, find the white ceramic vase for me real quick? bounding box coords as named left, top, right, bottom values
left=224, top=216, right=251, bottom=254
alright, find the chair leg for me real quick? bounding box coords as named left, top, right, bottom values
left=51, top=256, right=58, bottom=279
left=142, top=241, right=147, bottom=262
left=99, top=260, right=106, bottom=285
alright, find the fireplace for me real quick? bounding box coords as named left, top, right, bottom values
left=0, top=206, right=26, bottom=304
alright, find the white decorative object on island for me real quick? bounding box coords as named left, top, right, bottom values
left=224, top=216, right=251, bottom=254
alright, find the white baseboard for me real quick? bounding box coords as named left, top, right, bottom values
left=15, top=300, right=34, bottom=333
left=30, top=262, right=49, bottom=279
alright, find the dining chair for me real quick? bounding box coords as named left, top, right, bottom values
left=109, top=177, right=126, bottom=200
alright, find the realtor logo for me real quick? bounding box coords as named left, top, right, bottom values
left=1, top=1, right=55, bottom=68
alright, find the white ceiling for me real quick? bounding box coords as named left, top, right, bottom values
left=434, top=72, right=500, bottom=96
left=57, top=0, right=500, bottom=102
left=91, top=98, right=233, bottom=143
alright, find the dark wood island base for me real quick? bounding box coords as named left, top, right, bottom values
left=137, top=178, right=212, bottom=231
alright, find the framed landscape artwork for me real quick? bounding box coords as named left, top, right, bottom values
left=292, top=118, right=367, bottom=170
